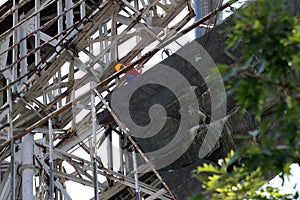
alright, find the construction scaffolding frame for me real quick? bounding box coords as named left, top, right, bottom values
left=0, top=0, right=234, bottom=199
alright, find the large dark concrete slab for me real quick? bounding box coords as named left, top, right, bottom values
left=110, top=1, right=300, bottom=199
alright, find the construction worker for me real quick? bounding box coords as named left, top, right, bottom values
left=115, top=63, right=141, bottom=83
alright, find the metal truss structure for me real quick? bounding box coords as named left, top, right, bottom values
left=0, top=0, right=233, bottom=199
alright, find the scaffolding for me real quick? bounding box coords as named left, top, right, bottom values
left=194, top=0, right=224, bottom=37
left=0, top=0, right=233, bottom=199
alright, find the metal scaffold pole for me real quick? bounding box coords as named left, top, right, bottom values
left=7, top=83, right=15, bottom=200
left=91, top=82, right=99, bottom=200
left=35, top=0, right=41, bottom=66
left=9, top=0, right=18, bottom=197
left=92, top=88, right=178, bottom=200
left=194, top=0, right=224, bottom=37
left=49, top=118, right=54, bottom=200
left=21, top=134, right=34, bottom=200
left=132, top=147, right=140, bottom=200
left=107, top=130, right=113, bottom=171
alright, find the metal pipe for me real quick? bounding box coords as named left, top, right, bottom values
left=132, top=147, right=140, bottom=200
left=79, top=0, right=86, bottom=30
left=107, top=131, right=113, bottom=171
left=57, top=0, right=63, bottom=38
left=56, top=0, right=63, bottom=124
left=35, top=0, right=44, bottom=106
left=0, top=0, right=32, bottom=23
left=48, top=118, right=54, bottom=200
left=90, top=83, right=99, bottom=200
left=0, top=0, right=108, bottom=96
left=19, top=25, right=28, bottom=89
left=91, top=0, right=235, bottom=89
left=40, top=169, right=45, bottom=200
left=1, top=13, right=86, bottom=94
left=119, top=133, right=125, bottom=174
left=92, top=89, right=178, bottom=199
left=99, top=25, right=104, bottom=63
left=145, top=189, right=167, bottom=200
left=80, top=0, right=86, bottom=19
left=34, top=148, right=72, bottom=200
left=0, top=0, right=59, bottom=41
left=56, top=0, right=64, bottom=119
left=103, top=22, right=110, bottom=64
left=0, top=0, right=85, bottom=59
left=35, top=0, right=41, bottom=66
left=21, top=134, right=34, bottom=200
left=12, top=0, right=18, bottom=93
left=65, top=0, right=74, bottom=40
left=124, top=136, right=130, bottom=174
left=7, top=79, right=15, bottom=200
left=53, top=148, right=173, bottom=199
left=56, top=71, right=62, bottom=122
left=9, top=141, right=15, bottom=200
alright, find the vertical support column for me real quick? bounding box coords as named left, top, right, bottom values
left=103, top=25, right=109, bottom=65
left=12, top=0, right=18, bottom=93
left=57, top=0, right=63, bottom=33
left=48, top=119, right=54, bottom=200
left=19, top=26, right=28, bottom=90
left=35, top=0, right=41, bottom=66
left=89, top=39, right=95, bottom=72
left=34, top=0, right=43, bottom=110
left=0, top=37, right=10, bottom=86
left=90, top=83, right=98, bottom=200
left=54, top=0, right=64, bottom=117
left=58, top=163, right=64, bottom=200
left=56, top=0, right=63, bottom=118
left=7, top=81, right=15, bottom=200
left=124, top=136, right=132, bottom=172
left=0, top=75, right=3, bottom=108
left=80, top=0, right=86, bottom=19
left=107, top=131, right=113, bottom=171
left=56, top=73, right=62, bottom=123
left=57, top=0, right=63, bottom=41
left=69, top=59, right=76, bottom=130
left=79, top=0, right=86, bottom=30
left=134, top=0, right=139, bottom=8
left=99, top=25, right=104, bottom=63
left=40, top=170, right=45, bottom=200
left=21, top=134, right=34, bottom=200
left=36, top=0, right=47, bottom=106
left=134, top=0, right=141, bottom=60
left=119, top=133, right=125, bottom=174
left=65, top=0, right=74, bottom=38
left=132, top=147, right=140, bottom=200
left=111, top=12, right=118, bottom=65
left=99, top=24, right=109, bottom=66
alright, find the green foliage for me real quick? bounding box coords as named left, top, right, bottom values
left=225, top=0, right=300, bottom=119
left=192, top=0, right=300, bottom=199
left=190, top=151, right=297, bottom=200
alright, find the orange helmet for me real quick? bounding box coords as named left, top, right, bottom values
left=115, top=63, right=124, bottom=71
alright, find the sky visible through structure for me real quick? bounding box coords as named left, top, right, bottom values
left=0, top=0, right=7, bottom=7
